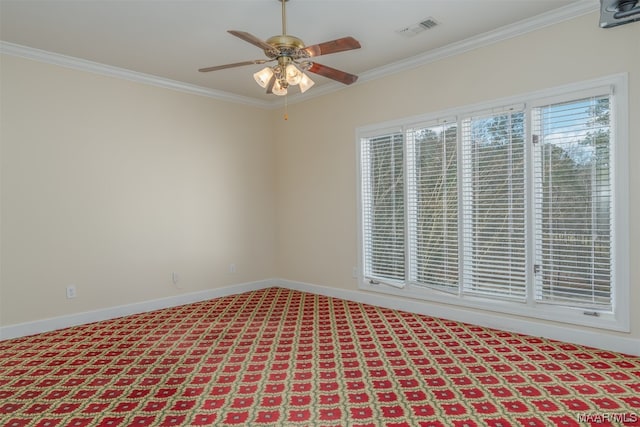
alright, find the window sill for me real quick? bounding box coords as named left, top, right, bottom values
left=359, top=279, right=629, bottom=333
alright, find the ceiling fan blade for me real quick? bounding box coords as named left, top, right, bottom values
left=228, top=30, right=276, bottom=53
left=198, top=60, right=268, bottom=73
left=302, top=37, right=361, bottom=57
left=265, top=74, right=277, bottom=94
left=307, top=62, right=358, bottom=85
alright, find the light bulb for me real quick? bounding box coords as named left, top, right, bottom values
left=253, top=67, right=274, bottom=88
left=272, top=79, right=288, bottom=96
left=298, top=73, right=315, bottom=93
left=285, top=64, right=303, bottom=85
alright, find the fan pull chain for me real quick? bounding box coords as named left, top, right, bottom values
left=284, top=95, right=288, bottom=120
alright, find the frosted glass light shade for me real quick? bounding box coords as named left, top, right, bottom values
left=253, top=67, right=274, bottom=88
left=285, top=64, right=303, bottom=85
left=298, top=73, right=315, bottom=93
left=272, top=79, right=288, bottom=96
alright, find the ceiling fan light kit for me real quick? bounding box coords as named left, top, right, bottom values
left=252, top=55, right=314, bottom=96
left=199, top=0, right=360, bottom=97
left=285, top=64, right=303, bottom=86
left=298, top=73, right=315, bottom=93
left=253, top=67, right=274, bottom=88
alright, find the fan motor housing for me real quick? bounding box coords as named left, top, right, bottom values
left=265, top=34, right=305, bottom=57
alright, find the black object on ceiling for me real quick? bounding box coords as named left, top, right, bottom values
left=600, top=0, right=640, bottom=28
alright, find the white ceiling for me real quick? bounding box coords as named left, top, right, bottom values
left=0, top=0, right=599, bottom=105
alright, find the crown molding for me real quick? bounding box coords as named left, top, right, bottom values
left=0, top=41, right=273, bottom=109
left=359, top=0, right=599, bottom=84
left=286, top=0, right=600, bottom=106
left=1, top=1, right=598, bottom=109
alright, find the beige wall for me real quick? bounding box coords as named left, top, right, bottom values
left=1, top=11, right=638, bottom=344
left=274, top=13, right=640, bottom=340
left=1, top=55, right=276, bottom=325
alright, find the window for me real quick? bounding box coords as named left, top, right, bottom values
left=533, top=95, right=612, bottom=309
left=407, top=120, right=459, bottom=292
left=357, top=76, right=629, bottom=331
left=461, top=107, right=526, bottom=300
left=361, top=132, right=405, bottom=285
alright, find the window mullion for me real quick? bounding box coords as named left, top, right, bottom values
left=525, top=104, right=536, bottom=306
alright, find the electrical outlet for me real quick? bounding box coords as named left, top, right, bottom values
left=66, top=285, right=77, bottom=299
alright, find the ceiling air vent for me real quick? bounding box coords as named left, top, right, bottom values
left=396, top=17, right=439, bottom=38
left=420, top=18, right=438, bottom=29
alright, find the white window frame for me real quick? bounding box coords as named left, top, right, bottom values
left=356, top=74, right=629, bottom=332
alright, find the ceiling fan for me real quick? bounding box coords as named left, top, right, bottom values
left=198, top=0, right=361, bottom=96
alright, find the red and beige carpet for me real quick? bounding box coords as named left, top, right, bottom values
left=1, top=287, right=639, bottom=426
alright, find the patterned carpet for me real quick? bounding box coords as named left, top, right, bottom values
left=0, top=287, right=638, bottom=427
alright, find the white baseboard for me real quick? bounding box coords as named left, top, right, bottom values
left=0, top=279, right=276, bottom=341
left=3, top=278, right=638, bottom=357
left=277, top=279, right=640, bottom=357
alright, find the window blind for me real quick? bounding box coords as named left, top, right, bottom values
left=461, top=108, right=527, bottom=300
left=361, top=132, right=405, bottom=284
left=533, top=95, right=612, bottom=309
left=407, top=121, right=459, bottom=291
